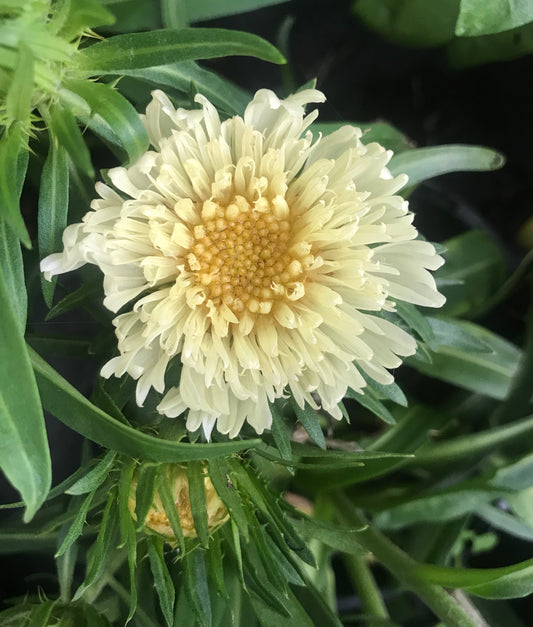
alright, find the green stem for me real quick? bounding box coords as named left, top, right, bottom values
left=335, top=492, right=479, bottom=627
left=343, top=552, right=389, bottom=625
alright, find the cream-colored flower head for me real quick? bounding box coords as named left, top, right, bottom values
left=41, top=88, right=445, bottom=439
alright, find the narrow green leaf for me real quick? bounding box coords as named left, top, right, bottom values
left=55, top=491, right=95, bottom=557
left=362, top=375, right=408, bottom=407
left=77, top=28, right=285, bottom=75
left=48, top=104, right=94, bottom=177
left=206, top=533, right=227, bottom=598
left=491, top=452, right=533, bottom=490
left=0, top=218, right=26, bottom=328
left=295, top=516, right=366, bottom=556
left=67, top=450, right=116, bottom=495
left=183, top=550, right=212, bottom=627
left=291, top=400, right=326, bottom=449
left=57, top=0, right=116, bottom=41
left=64, top=79, right=149, bottom=164
left=118, top=459, right=138, bottom=623
left=74, top=489, right=118, bottom=598
left=157, top=468, right=185, bottom=555
left=6, top=43, right=33, bottom=127
left=394, top=301, right=435, bottom=348
left=38, top=141, right=69, bottom=306
left=134, top=463, right=158, bottom=529
left=208, top=458, right=249, bottom=542
left=30, top=346, right=260, bottom=461
left=146, top=535, right=175, bottom=627
left=389, top=144, right=504, bottom=186
left=456, top=0, right=533, bottom=37
left=161, top=0, right=188, bottom=28
left=26, top=601, right=56, bottom=627
left=184, top=0, right=289, bottom=22
left=187, top=461, right=210, bottom=547
left=477, top=503, right=533, bottom=542
left=346, top=387, right=396, bottom=424
left=0, top=275, right=50, bottom=522
left=416, top=557, right=533, bottom=599
left=45, top=282, right=101, bottom=321
left=270, top=402, right=293, bottom=462
left=56, top=513, right=79, bottom=601
left=0, top=124, right=31, bottom=247
left=119, top=61, right=250, bottom=115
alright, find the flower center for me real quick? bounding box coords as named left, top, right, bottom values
left=187, top=194, right=306, bottom=316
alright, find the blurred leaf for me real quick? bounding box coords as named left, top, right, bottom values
left=0, top=219, right=26, bottom=328
left=477, top=503, right=533, bottom=541
left=119, top=61, right=250, bottom=115
left=353, top=0, right=459, bottom=48
left=30, top=346, right=261, bottom=461
left=183, top=550, right=212, bottom=627
left=78, top=28, right=285, bottom=75
left=48, top=104, right=94, bottom=178
left=161, top=0, right=187, bottom=28
left=0, top=274, right=51, bottom=522
left=448, top=21, right=533, bottom=67
left=492, top=453, right=533, bottom=490
left=435, top=230, right=506, bottom=317
left=425, top=316, right=492, bottom=353
left=408, top=319, right=521, bottom=400
left=0, top=124, right=31, bottom=247
left=312, top=121, right=412, bottom=153
left=57, top=0, right=116, bottom=41
left=389, top=144, right=504, bottom=186
left=374, top=489, right=498, bottom=530
left=185, top=0, right=290, bottom=22
left=146, top=536, right=175, bottom=627
left=38, top=141, right=69, bottom=307
left=66, top=450, right=117, bottom=495
left=456, top=0, right=533, bottom=36
left=5, top=43, right=33, bottom=127
left=64, top=79, right=149, bottom=164
left=416, top=557, right=533, bottom=599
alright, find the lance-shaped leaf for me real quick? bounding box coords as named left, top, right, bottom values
left=0, top=219, right=26, bottom=328
left=64, top=79, right=148, bottom=164
left=77, top=28, right=285, bottom=75
left=0, top=273, right=51, bottom=522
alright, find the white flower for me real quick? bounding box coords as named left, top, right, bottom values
left=41, top=88, right=445, bottom=439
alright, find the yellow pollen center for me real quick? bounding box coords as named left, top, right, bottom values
left=187, top=194, right=306, bottom=316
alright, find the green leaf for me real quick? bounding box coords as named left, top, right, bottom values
left=45, top=282, right=101, bottom=321
left=0, top=124, right=31, bottom=247
left=78, top=28, right=285, bottom=75
left=416, top=557, right=533, bottom=599
left=394, top=301, right=435, bottom=348
left=64, top=79, right=149, bottom=164
left=435, top=230, right=506, bottom=317
left=55, top=491, right=95, bottom=558
left=5, top=43, right=33, bottom=127
left=389, top=144, right=504, bottom=186
left=38, top=140, right=69, bottom=307
left=146, top=535, right=175, bottom=627
left=0, top=219, right=27, bottom=328
left=270, top=402, right=293, bottom=462
left=208, top=458, right=249, bottom=542
left=408, top=319, right=521, bottom=399
left=291, top=400, right=326, bottom=450
left=57, top=0, right=116, bottom=41
left=346, top=387, right=396, bottom=424
left=295, top=516, right=366, bottom=556
left=30, top=346, right=261, bottom=461
left=134, top=463, right=158, bottom=529
left=477, top=503, right=533, bottom=542
left=118, top=61, right=250, bottom=115
left=161, top=0, right=187, bottom=28
left=56, top=511, right=79, bottom=602
left=74, top=489, right=118, bottom=598
left=362, top=375, right=408, bottom=407
left=353, top=0, right=459, bottom=48
left=374, top=489, right=497, bottom=530
left=447, top=20, right=533, bottom=67
left=184, top=0, right=290, bottom=22
left=157, top=467, right=185, bottom=554
left=66, top=450, right=117, bottom=495
left=187, top=461, right=210, bottom=547
left=0, top=275, right=51, bottom=522
left=456, top=0, right=533, bottom=37
left=491, top=452, right=533, bottom=490
left=118, top=459, right=138, bottom=623
left=48, top=104, right=94, bottom=178
left=183, top=550, right=212, bottom=627
left=312, top=121, right=411, bottom=153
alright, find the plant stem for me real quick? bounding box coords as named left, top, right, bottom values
left=344, top=552, right=389, bottom=624
left=335, top=492, right=479, bottom=627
